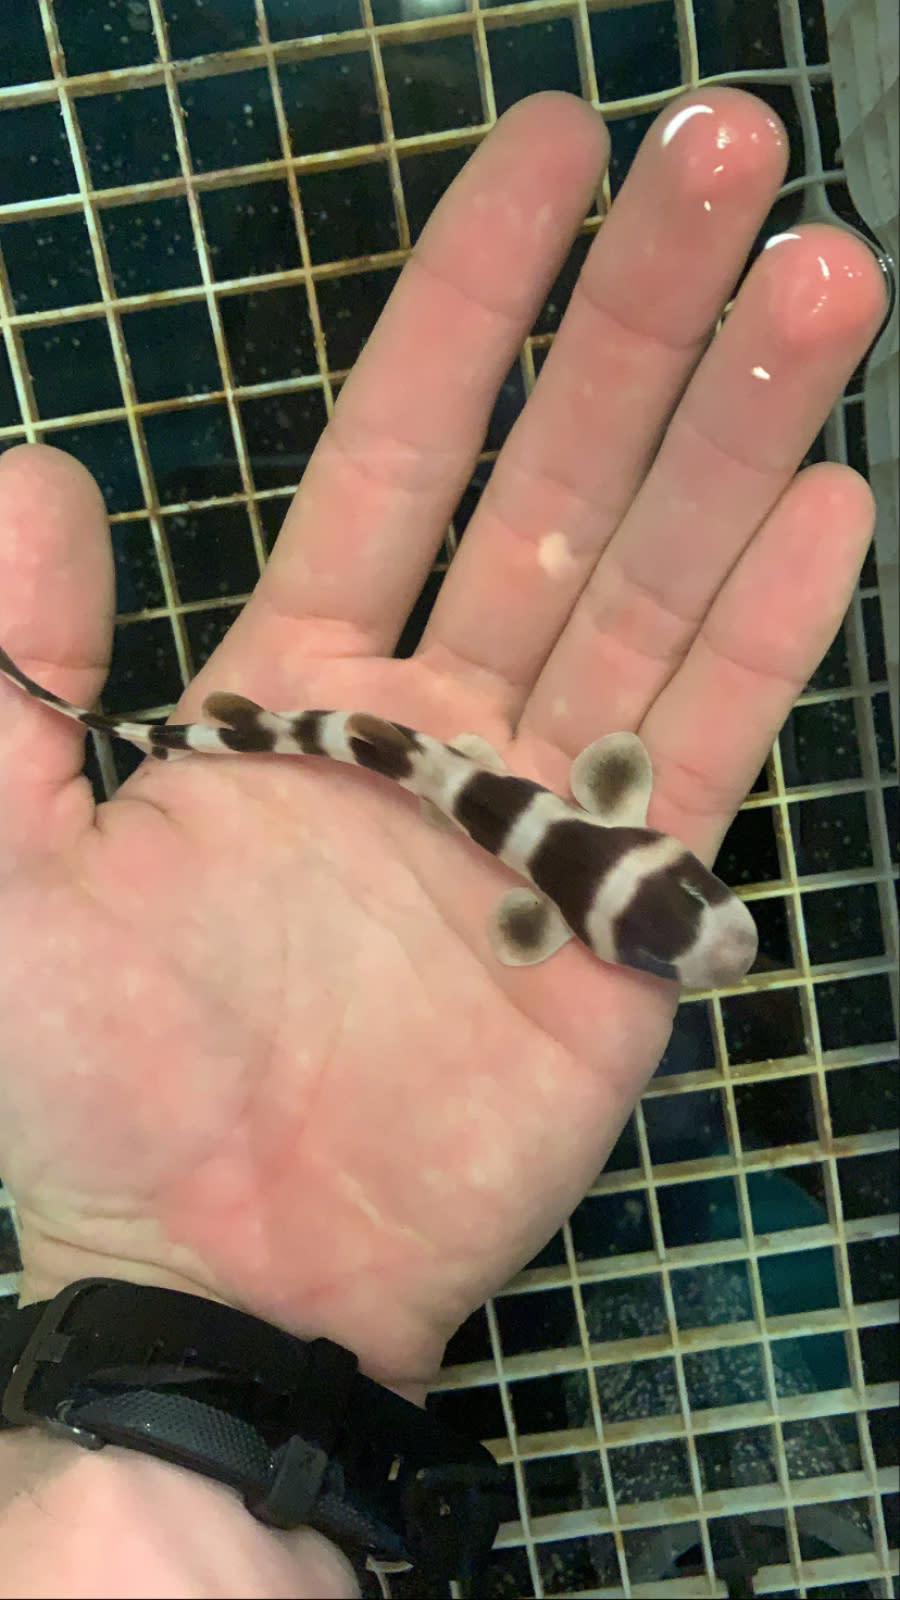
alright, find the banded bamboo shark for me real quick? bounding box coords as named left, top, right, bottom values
left=0, top=644, right=757, bottom=989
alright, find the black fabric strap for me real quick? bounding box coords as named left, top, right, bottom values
left=0, top=1280, right=508, bottom=1598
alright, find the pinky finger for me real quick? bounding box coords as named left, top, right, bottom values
left=640, top=461, right=877, bottom=860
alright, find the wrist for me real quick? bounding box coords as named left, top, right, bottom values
left=15, top=1217, right=437, bottom=1403
left=0, top=1428, right=359, bottom=1598
left=14, top=1212, right=231, bottom=1312
left=2, top=1275, right=508, bottom=1595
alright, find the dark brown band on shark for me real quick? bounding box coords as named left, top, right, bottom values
left=453, top=772, right=544, bottom=856
left=148, top=723, right=192, bottom=752
left=677, top=853, right=733, bottom=906
left=219, top=724, right=276, bottom=753
left=290, top=711, right=328, bottom=756
left=612, top=853, right=707, bottom=971
left=530, top=823, right=666, bottom=944
left=199, top=692, right=275, bottom=753
left=347, top=713, right=416, bottom=780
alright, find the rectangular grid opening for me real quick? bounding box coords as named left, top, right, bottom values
left=1, top=2, right=897, bottom=1595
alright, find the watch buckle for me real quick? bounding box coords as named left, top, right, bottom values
left=2, top=1278, right=107, bottom=1439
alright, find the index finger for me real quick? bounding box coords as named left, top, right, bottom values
left=187, top=94, right=608, bottom=705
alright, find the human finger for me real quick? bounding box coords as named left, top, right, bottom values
left=641, top=461, right=877, bottom=860
left=183, top=94, right=608, bottom=708
left=417, top=88, right=788, bottom=708
left=521, top=223, right=887, bottom=753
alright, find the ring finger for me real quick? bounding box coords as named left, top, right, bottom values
left=521, top=221, right=887, bottom=754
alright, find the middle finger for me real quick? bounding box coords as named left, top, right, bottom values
left=419, top=89, right=787, bottom=705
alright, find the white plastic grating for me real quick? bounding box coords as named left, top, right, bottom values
left=0, top=3, right=897, bottom=1597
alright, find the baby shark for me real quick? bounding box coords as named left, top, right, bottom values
left=0, top=643, right=757, bottom=989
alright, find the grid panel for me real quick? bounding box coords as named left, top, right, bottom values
left=0, top=2, right=897, bottom=1596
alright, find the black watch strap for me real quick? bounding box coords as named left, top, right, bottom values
left=0, top=1279, right=509, bottom=1598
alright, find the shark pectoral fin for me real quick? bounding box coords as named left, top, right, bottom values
left=450, top=733, right=507, bottom=773
left=202, top=690, right=266, bottom=727
left=489, top=889, right=573, bottom=966
left=570, top=732, right=653, bottom=826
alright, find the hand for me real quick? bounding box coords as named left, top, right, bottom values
left=0, top=90, right=885, bottom=1393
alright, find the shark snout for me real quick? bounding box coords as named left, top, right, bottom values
left=678, top=898, right=758, bottom=990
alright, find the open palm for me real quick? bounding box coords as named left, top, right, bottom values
left=0, top=91, right=885, bottom=1393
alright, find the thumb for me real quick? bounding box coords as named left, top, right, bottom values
left=0, top=444, right=114, bottom=861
